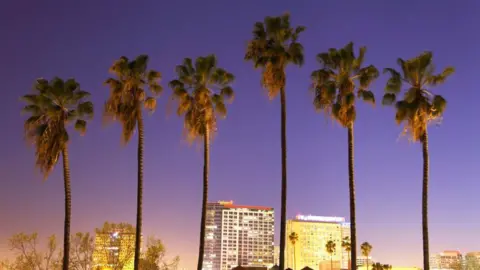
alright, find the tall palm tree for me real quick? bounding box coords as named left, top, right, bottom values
left=325, top=240, right=336, bottom=270
left=169, top=55, right=235, bottom=270
left=288, top=232, right=299, bottom=270
left=104, top=55, right=162, bottom=270
left=22, top=77, right=94, bottom=270
left=245, top=13, right=305, bottom=270
left=311, top=42, right=378, bottom=270
left=382, top=52, right=454, bottom=270
left=341, top=236, right=351, bottom=270
left=361, top=242, right=373, bottom=270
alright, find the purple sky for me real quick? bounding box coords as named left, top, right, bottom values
left=1, top=0, right=479, bottom=268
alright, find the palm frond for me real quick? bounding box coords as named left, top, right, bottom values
left=353, top=46, right=366, bottom=71
left=220, top=86, right=234, bottom=103
left=77, top=101, right=94, bottom=118
left=358, top=90, right=375, bottom=105
left=382, top=93, right=397, bottom=105
left=431, top=95, right=446, bottom=117
left=144, top=97, right=157, bottom=112
left=383, top=68, right=402, bottom=94
left=74, top=119, right=87, bottom=135
left=426, top=66, right=455, bottom=86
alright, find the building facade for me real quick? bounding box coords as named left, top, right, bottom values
left=465, top=252, right=480, bottom=270
left=357, top=256, right=374, bottom=268
left=204, top=201, right=275, bottom=270
left=430, top=250, right=463, bottom=269
left=92, top=223, right=140, bottom=270
left=273, top=246, right=280, bottom=266
left=286, top=215, right=350, bottom=270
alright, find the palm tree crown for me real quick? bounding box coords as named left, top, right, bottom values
left=326, top=240, right=336, bottom=254
left=383, top=264, right=392, bottom=270
left=245, top=12, right=305, bottom=98
left=23, top=77, right=94, bottom=176
left=341, top=236, right=351, bottom=252
left=311, top=42, right=379, bottom=127
left=289, top=232, right=298, bottom=245
left=382, top=51, right=454, bottom=141
left=169, top=54, right=235, bottom=141
left=104, top=55, right=162, bottom=142
left=361, top=242, right=372, bottom=257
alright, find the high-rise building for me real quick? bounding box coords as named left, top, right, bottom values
left=92, top=223, right=141, bottom=270
left=286, top=215, right=350, bottom=270
left=204, top=201, right=275, bottom=270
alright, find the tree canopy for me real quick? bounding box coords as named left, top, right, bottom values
left=382, top=51, right=454, bottom=141
left=22, top=77, right=93, bottom=177
left=169, top=54, right=235, bottom=142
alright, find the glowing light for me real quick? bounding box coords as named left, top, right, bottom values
left=295, top=214, right=345, bottom=223
left=218, top=200, right=233, bottom=205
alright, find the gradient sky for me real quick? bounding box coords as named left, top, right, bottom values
left=1, top=0, right=479, bottom=268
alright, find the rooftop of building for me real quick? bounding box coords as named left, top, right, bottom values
left=211, top=200, right=274, bottom=211
left=441, top=250, right=462, bottom=255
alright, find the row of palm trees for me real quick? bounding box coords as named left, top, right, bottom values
left=289, top=233, right=373, bottom=270
left=21, top=13, right=454, bottom=270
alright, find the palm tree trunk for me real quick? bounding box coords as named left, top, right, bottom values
left=279, top=87, right=288, bottom=270
left=348, top=252, right=350, bottom=270
left=347, top=126, right=357, bottom=270
left=293, top=245, right=296, bottom=270
left=422, top=129, right=430, bottom=270
left=134, top=109, right=144, bottom=270
left=331, top=255, right=333, bottom=270
left=62, top=147, right=71, bottom=270
left=197, top=127, right=210, bottom=270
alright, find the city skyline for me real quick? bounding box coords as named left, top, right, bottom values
left=2, top=1, right=480, bottom=270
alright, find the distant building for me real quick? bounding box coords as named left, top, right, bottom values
left=358, top=267, right=420, bottom=270
left=357, top=256, right=374, bottom=267
left=273, top=246, right=279, bottom=266
left=92, top=223, right=141, bottom=270
left=430, top=250, right=463, bottom=269
left=285, top=214, right=350, bottom=270
left=465, top=252, right=480, bottom=270
left=204, top=201, right=275, bottom=270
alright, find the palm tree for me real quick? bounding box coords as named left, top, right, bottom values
left=245, top=13, right=305, bottom=270
left=361, top=242, right=373, bottom=270
left=104, top=55, right=162, bottom=270
left=341, top=236, right=351, bottom=270
left=372, top=263, right=383, bottom=270
left=325, top=240, right=336, bottom=270
left=288, top=232, right=299, bottom=270
left=169, top=55, right=235, bottom=270
left=22, top=77, right=94, bottom=270
left=382, top=52, right=454, bottom=270
left=311, top=42, right=378, bottom=270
